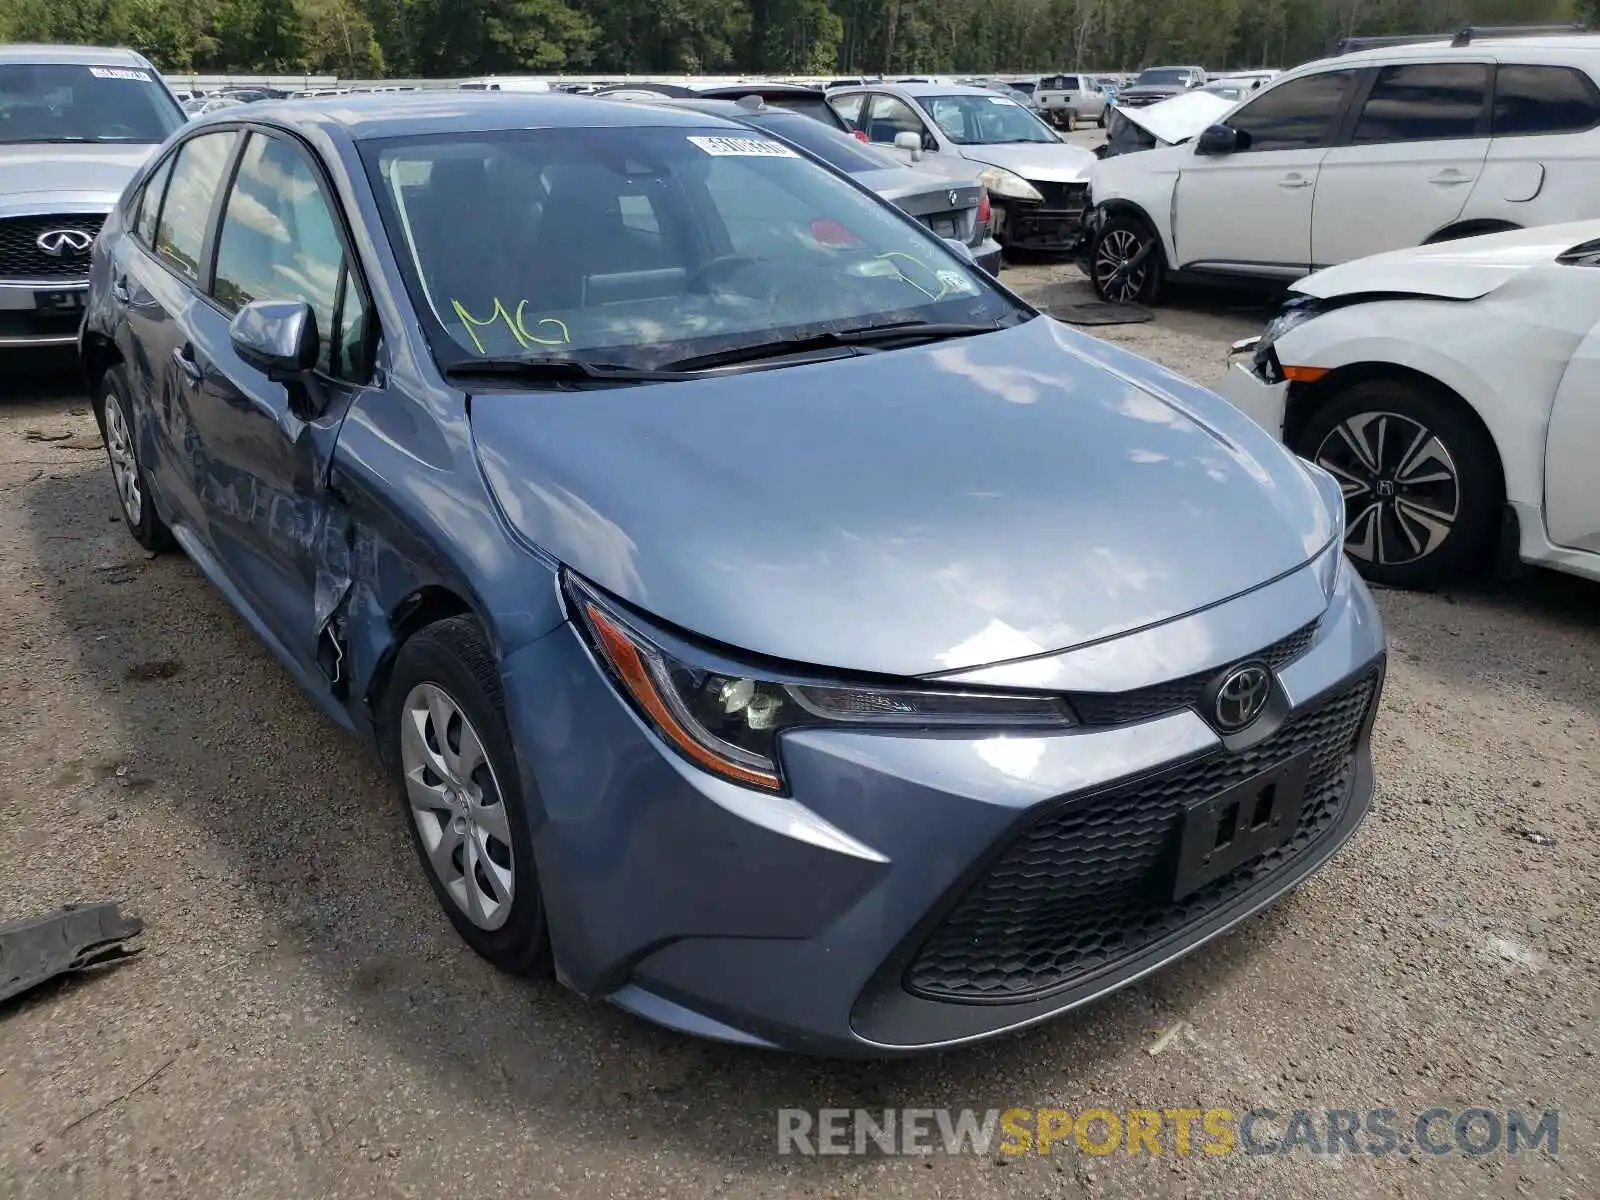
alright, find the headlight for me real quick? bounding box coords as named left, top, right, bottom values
left=978, top=166, right=1044, bottom=203
left=566, top=574, right=1076, bottom=792
left=1298, top=458, right=1348, bottom=598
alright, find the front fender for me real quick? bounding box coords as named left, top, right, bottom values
left=1272, top=297, right=1576, bottom=510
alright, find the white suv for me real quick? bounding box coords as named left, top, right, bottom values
left=1085, top=29, right=1600, bottom=304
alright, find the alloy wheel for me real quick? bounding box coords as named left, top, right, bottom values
left=1314, top=411, right=1460, bottom=568
left=103, top=395, right=142, bottom=524
left=1093, top=227, right=1147, bottom=303
left=400, top=682, right=515, bottom=931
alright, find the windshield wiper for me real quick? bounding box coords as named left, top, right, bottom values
left=444, top=356, right=693, bottom=385
left=662, top=320, right=1002, bottom=373
left=3, top=136, right=93, bottom=144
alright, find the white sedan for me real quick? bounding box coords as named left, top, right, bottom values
left=1218, top=221, right=1600, bottom=588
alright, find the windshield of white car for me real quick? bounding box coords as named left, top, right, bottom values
left=0, top=63, right=184, bottom=144
left=364, top=124, right=1026, bottom=372
left=920, top=94, right=1058, bottom=144
left=1134, top=69, right=1194, bottom=88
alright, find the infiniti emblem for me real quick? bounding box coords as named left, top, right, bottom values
left=1212, top=663, right=1272, bottom=732
left=36, top=229, right=93, bottom=257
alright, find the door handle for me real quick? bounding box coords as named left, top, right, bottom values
left=111, top=275, right=130, bottom=302
left=1278, top=174, right=1312, bottom=189
left=1428, top=169, right=1474, bottom=186
left=172, top=344, right=204, bottom=385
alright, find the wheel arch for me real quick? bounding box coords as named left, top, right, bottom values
left=81, top=331, right=124, bottom=411
left=1284, top=361, right=1508, bottom=505
left=363, top=583, right=479, bottom=762
left=1424, top=218, right=1521, bottom=245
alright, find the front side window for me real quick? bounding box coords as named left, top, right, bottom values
left=212, top=133, right=360, bottom=378
left=363, top=125, right=1021, bottom=370
left=154, top=131, right=239, bottom=282
left=1352, top=63, right=1489, bottom=144
left=919, top=93, right=1058, bottom=144
left=865, top=95, right=930, bottom=146
left=1228, top=70, right=1355, bottom=152
left=1493, top=64, right=1600, bottom=136
left=0, top=62, right=184, bottom=145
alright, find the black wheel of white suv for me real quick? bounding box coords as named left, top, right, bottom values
left=1089, top=215, right=1164, bottom=305
left=1293, top=379, right=1501, bottom=588
left=95, top=365, right=174, bottom=553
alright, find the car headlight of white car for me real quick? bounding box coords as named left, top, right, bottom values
left=978, top=166, right=1043, bottom=203
left=1248, top=298, right=1322, bottom=382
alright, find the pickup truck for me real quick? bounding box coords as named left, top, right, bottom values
left=1033, top=73, right=1109, bottom=129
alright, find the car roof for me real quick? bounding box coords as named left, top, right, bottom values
left=695, top=82, right=823, bottom=96
left=836, top=82, right=1004, bottom=98
left=198, top=91, right=749, bottom=141
left=1313, top=33, right=1600, bottom=69
left=0, top=43, right=155, bottom=67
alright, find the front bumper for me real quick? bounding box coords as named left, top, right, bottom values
left=498, top=557, right=1386, bottom=1056
left=1217, top=351, right=1291, bottom=441
left=992, top=195, right=1088, bottom=253
left=0, top=281, right=86, bottom=348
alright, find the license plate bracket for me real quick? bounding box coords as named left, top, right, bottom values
left=34, top=289, right=86, bottom=315
left=1172, top=753, right=1312, bottom=901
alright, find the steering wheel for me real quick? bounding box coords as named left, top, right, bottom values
left=686, top=254, right=763, bottom=296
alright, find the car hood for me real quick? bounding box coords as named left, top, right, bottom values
left=1118, top=91, right=1235, bottom=144
left=955, top=141, right=1096, bottom=184
left=471, top=317, right=1334, bottom=677
left=1292, top=219, right=1600, bottom=301
left=0, top=144, right=155, bottom=208
left=1118, top=84, right=1188, bottom=103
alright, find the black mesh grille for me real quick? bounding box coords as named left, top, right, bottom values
left=1069, top=621, right=1318, bottom=727
left=0, top=215, right=103, bottom=280
left=906, top=669, right=1378, bottom=1002
left=1034, top=181, right=1088, bottom=212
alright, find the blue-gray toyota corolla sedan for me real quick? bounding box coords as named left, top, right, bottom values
left=82, top=93, right=1385, bottom=1055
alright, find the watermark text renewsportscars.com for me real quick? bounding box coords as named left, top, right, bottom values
left=776, top=1107, right=1560, bottom=1158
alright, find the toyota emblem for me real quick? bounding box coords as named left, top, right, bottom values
left=1211, top=663, right=1272, bottom=732
left=36, top=228, right=94, bottom=257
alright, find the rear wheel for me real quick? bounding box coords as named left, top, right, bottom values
left=1293, top=379, right=1501, bottom=588
left=96, top=365, right=174, bottom=553
left=1089, top=215, right=1164, bottom=305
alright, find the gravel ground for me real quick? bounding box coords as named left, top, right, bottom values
left=1, top=265, right=1596, bottom=1200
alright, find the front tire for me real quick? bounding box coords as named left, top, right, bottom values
left=95, top=365, right=174, bottom=552
left=1293, top=379, right=1501, bottom=588
left=1089, top=214, right=1165, bottom=304
left=385, top=616, right=549, bottom=976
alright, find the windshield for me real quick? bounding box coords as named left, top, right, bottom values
left=363, top=125, right=1022, bottom=372
left=919, top=94, right=1057, bottom=144
left=746, top=111, right=892, bottom=173
left=0, top=63, right=184, bottom=144
left=1134, top=69, right=1194, bottom=88
left=1008, top=81, right=1036, bottom=95
left=735, top=93, right=838, bottom=125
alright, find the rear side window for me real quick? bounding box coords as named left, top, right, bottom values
left=1493, top=64, right=1600, bottom=136
left=1352, top=63, right=1489, bottom=143
left=133, top=154, right=175, bottom=247
left=154, top=131, right=238, bottom=281
left=1230, top=70, right=1356, bottom=151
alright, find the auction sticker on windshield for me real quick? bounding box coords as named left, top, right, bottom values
left=687, top=136, right=798, bottom=157
left=88, top=67, right=153, bottom=82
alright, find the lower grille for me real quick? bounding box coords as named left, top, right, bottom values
left=906, top=669, right=1379, bottom=1002
left=1034, top=181, right=1088, bottom=213
left=0, top=215, right=103, bottom=281
left=1070, top=621, right=1318, bottom=727
left=0, top=309, right=81, bottom=342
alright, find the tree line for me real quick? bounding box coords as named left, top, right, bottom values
left=0, top=0, right=1585, bottom=80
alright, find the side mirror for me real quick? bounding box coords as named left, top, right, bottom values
left=1195, top=124, right=1241, bottom=156
left=942, top=237, right=975, bottom=264
left=230, top=299, right=318, bottom=381
left=893, top=130, right=924, bottom=160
